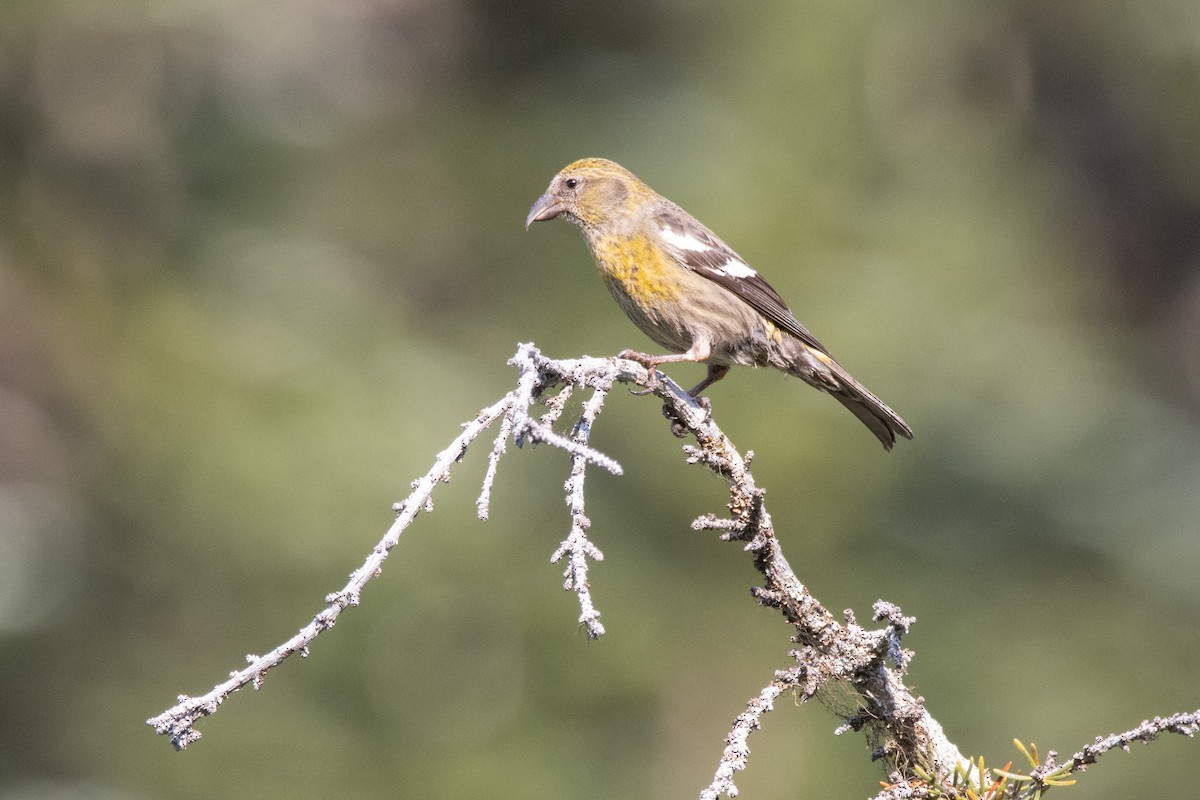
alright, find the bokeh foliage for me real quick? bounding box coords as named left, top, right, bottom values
left=1, top=1, right=1198, bottom=798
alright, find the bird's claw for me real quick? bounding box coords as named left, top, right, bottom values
left=617, top=350, right=663, bottom=395
left=661, top=402, right=688, bottom=438
left=629, top=371, right=662, bottom=396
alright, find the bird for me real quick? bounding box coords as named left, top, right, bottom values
left=524, top=158, right=913, bottom=450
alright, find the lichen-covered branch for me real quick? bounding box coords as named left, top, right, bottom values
left=148, top=343, right=1199, bottom=800
left=496, top=346, right=969, bottom=795
left=147, top=392, right=516, bottom=749
left=550, top=380, right=613, bottom=638
left=547, top=349, right=970, bottom=796
left=699, top=659, right=818, bottom=800
left=146, top=343, right=624, bottom=750
left=1057, top=710, right=1200, bottom=777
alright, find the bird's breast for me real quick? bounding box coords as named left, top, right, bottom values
left=591, top=233, right=682, bottom=306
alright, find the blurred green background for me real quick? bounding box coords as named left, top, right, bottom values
left=2, top=1, right=1199, bottom=798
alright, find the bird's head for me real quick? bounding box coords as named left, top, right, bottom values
left=525, top=158, right=647, bottom=233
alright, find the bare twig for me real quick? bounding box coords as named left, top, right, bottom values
left=1059, top=710, right=1200, bottom=775
left=700, top=659, right=819, bottom=800
left=476, top=412, right=514, bottom=521
left=549, top=381, right=613, bottom=638
left=147, top=393, right=515, bottom=749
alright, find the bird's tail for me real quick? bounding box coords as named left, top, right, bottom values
left=785, top=340, right=914, bottom=451
left=829, top=382, right=913, bottom=451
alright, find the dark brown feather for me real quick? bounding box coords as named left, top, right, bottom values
left=654, top=208, right=830, bottom=354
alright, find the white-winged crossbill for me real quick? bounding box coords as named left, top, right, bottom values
left=525, top=158, right=913, bottom=450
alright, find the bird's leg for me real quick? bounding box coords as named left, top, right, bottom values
left=618, top=339, right=711, bottom=395
left=679, top=364, right=727, bottom=423
left=686, top=364, right=729, bottom=397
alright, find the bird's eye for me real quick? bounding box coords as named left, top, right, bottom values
left=564, top=178, right=579, bottom=189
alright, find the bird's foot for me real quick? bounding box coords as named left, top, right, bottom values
left=617, top=349, right=663, bottom=395
left=662, top=403, right=688, bottom=438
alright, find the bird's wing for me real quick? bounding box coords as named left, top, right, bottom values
left=653, top=206, right=829, bottom=354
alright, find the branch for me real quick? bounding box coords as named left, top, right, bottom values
left=585, top=358, right=969, bottom=797
left=147, top=342, right=1199, bottom=800
left=147, top=393, right=514, bottom=749
left=502, top=346, right=970, bottom=794
left=1064, top=710, right=1200, bottom=771
left=549, top=378, right=613, bottom=638
left=147, top=343, right=625, bottom=749
left=700, top=659, right=817, bottom=800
